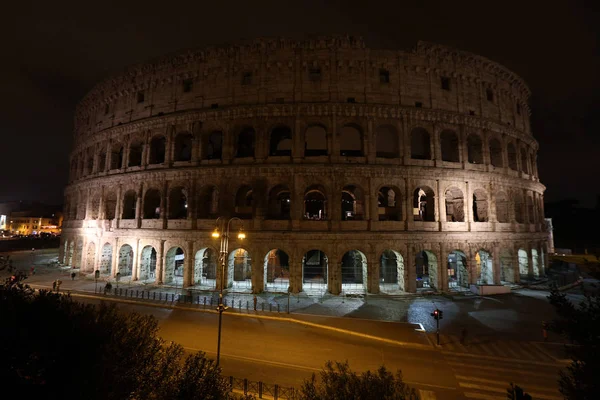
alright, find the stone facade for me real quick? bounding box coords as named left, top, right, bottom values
left=61, top=36, right=549, bottom=294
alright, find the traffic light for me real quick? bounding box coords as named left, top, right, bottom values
left=430, top=309, right=443, bottom=320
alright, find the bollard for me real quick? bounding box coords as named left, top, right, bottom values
left=210, top=297, right=213, bottom=306
left=274, top=384, right=279, bottom=400
left=204, top=297, right=207, bottom=306
left=269, top=303, right=272, bottom=312
left=246, top=300, right=249, bottom=310
left=229, top=376, right=234, bottom=389
left=171, top=293, right=175, bottom=302
left=136, top=290, right=139, bottom=298
left=243, top=378, right=248, bottom=395
left=277, top=304, right=280, bottom=313
left=153, top=292, right=156, bottom=300
left=239, top=300, right=241, bottom=309
left=258, top=381, right=263, bottom=398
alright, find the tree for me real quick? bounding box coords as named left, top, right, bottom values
left=0, top=275, right=237, bottom=399
left=548, top=286, right=600, bottom=399
left=300, top=361, right=418, bottom=400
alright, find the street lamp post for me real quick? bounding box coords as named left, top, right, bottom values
left=212, top=216, right=245, bottom=367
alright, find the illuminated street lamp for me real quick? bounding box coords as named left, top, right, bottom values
left=211, top=216, right=245, bottom=367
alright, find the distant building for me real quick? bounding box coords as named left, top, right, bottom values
left=7, top=213, right=63, bottom=236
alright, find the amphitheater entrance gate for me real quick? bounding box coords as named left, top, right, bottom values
left=475, top=250, right=493, bottom=284
left=139, top=245, right=157, bottom=282
left=165, top=247, right=184, bottom=286
left=229, top=248, right=251, bottom=291
left=341, top=250, right=367, bottom=294
left=302, top=250, right=328, bottom=294
left=416, top=250, right=438, bottom=290
left=518, top=249, right=529, bottom=280
left=194, top=248, right=217, bottom=289
left=99, top=243, right=112, bottom=275
left=447, top=251, right=469, bottom=290
left=118, top=244, right=133, bottom=278
left=264, top=249, right=290, bottom=292
left=379, top=250, right=404, bottom=293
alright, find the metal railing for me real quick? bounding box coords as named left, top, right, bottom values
left=229, top=376, right=298, bottom=399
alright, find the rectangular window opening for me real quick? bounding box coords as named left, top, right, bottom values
left=183, top=79, right=193, bottom=93
left=469, top=110, right=475, bottom=116
left=104, top=104, right=109, bottom=115
left=379, top=69, right=390, bottom=84
left=516, top=103, right=521, bottom=115
left=441, top=76, right=451, bottom=91
left=137, top=91, right=145, bottom=103
left=486, top=88, right=494, bottom=102
left=211, top=103, right=219, bottom=109
left=309, top=67, right=322, bottom=82
left=242, top=72, right=253, bottom=85
left=347, top=97, right=356, bottom=103
left=275, top=97, right=285, bottom=104
left=415, top=101, right=423, bottom=108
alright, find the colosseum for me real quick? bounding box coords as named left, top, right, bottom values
left=61, top=36, right=550, bottom=296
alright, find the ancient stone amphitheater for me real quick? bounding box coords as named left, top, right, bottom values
left=61, top=36, right=549, bottom=295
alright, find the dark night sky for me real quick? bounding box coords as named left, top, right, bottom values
left=1, top=1, right=598, bottom=208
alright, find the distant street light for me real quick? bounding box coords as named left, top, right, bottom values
left=211, top=216, right=245, bottom=367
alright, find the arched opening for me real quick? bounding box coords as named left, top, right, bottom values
left=236, top=127, right=256, bottom=158
left=149, top=136, right=166, bottom=164
left=413, top=186, right=435, bottom=222
left=121, top=190, right=137, bottom=219
left=228, top=248, right=251, bottom=290
left=202, top=131, right=223, bottom=160
left=174, top=132, right=193, bottom=162
left=264, top=249, right=290, bottom=292
left=489, top=139, right=503, bottom=167
left=304, top=125, right=327, bottom=157
left=267, top=185, right=291, bottom=220
left=527, top=196, right=535, bottom=223
left=473, top=189, right=489, bottom=222
left=514, top=193, right=524, bottom=223
left=118, top=244, right=133, bottom=278
left=378, top=186, right=402, bottom=221
left=467, top=134, right=483, bottom=164
left=445, top=187, right=465, bottom=222
left=143, top=189, right=161, bottom=219
left=85, top=152, right=94, bottom=175
left=339, top=124, right=363, bottom=157
left=341, top=250, right=367, bottom=293
left=341, top=185, right=365, bottom=220
left=139, top=245, right=157, bottom=282
left=500, top=249, right=515, bottom=283
left=379, top=250, right=404, bottom=293
left=110, top=143, right=123, bottom=170
left=128, top=140, right=143, bottom=167
left=168, top=187, right=188, bottom=219
left=234, top=185, right=253, bottom=219
left=375, top=125, right=398, bottom=158
left=165, top=247, right=184, bottom=285
left=99, top=243, right=112, bottom=275
left=532, top=249, right=540, bottom=277
left=269, top=126, right=292, bottom=156
left=194, top=248, right=217, bottom=289
left=85, top=242, right=96, bottom=273
left=97, top=150, right=107, bottom=172
left=447, top=250, right=469, bottom=290
left=302, top=250, right=328, bottom=293
left=304, top=185, right=327, bottom=220
left=496, top=191, right=509, bottom=223
left=440, top=130, right=460, bottom=162
left=104, top=191, right=117, bottom=220
left=196, top=185, right=219, bottom=219
left=416, top=250, right=438, bottom=290
left=475, top=250, right=493, bottom=284
left=410, top=128, right=431, bottom=160
left=518, top=249, right=529, bottom=279
left=520, top=148, right=530, bottom=174
left=507, top=143, right=518, bottom=170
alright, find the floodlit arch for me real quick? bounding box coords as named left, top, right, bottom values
left=193, top=248, right=217, bottom=289
left=489, top=138, right=503, bottom=167
left=104, top=191, right=117, bottom=220
left=234, top=185, right=253, bottom=219
left=97, top=149, right=107, bottom=172
left=416, top=250, right=438, bottom=290
left=196, top=185, right=219, bottom=219
left=165, top=246, right=185, bottom=285
left=520, top=148, right=530, bottom=174
left=302, top=249, right=328, bottom=293
left=228, top=248, right=252, bottom=290
left=377, top=186, right=402, bottom=221
left=413, top=186, right=435, bottom=222
left=518, top=249, right=529, bottom=279
left=264, top=249, right=290, bottom=292
left=85, top=242, right=96, bottom=273
left=495, top=191, right=509, bottom=223
left=339, top=124, right=363, bottom=157
left=379, top=250, right=405, bottom=293
left=139, top=245, right=157, bottom=282
left=128, top=139, right=143, bottom=167
left=411, top=128, right=431, bottom=160
left=174, top=132, right=193, bottom=162
left=341, top=185, right=365, bottom=220
left=341, top=250, right=367, bottom=293
left=168, top=186, right=188, bottom=219
left=445, top=187, right=465, bottom=222
left=447, top=250, right=469, bottom=289
left=440, top=130, right=460, bottom=162
left=269, top=125, right=292, bottom=156
left=267, top=185, right=291, bottom=220
left=375, top=125, right=399, bottom=158
left=472, top=189, right=489, bottom=222
left=202, top=131, right=223, bottom=160
left=304, top=185, right=327, bottom=220
left=149, top=135, right=166, bottom=164
left=304, top=125, right=328, bottom=157
left=121, top=190, right=137, bottom=219
left=118, top=244, right=133, bottom=278
left=475, top=250, right=493, bottom=284
left=143, top=189, right=161, bottom=219
left=467, top=134, right=483, bottom=164
left=99, top=243, right=112, bottom=275
left=110, top=143, right=124, bottom=170
left=236, top=127, right=256, bottom=158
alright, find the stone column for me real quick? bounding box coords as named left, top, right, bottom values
left=366, top=119, right=375, bottom=163
left=402, top=118, right=411, bottom=163
left=135, top=183, right=143, bottom=228
left=406, top=246, right=416, bottom=293
left=369, top=178, right=379, bottom=229
left=439, top=242, right=448, bottom=291
left=405, top=178, right=413, bottom=230
left=432, top=125, right=441, bottom=166
left=291, top=260, right=302, bottom=294
left=328, top=252, right=341, bottom=295
left=527, top=244, right=534, bottom=279
left=183, top=240, right=194, bottom=288
left=492, top=243, right=501, bottom=285
left=111, top=238, right=119, bottom=277
left=123, top=139, right=130, bottom=170
left=436, top=179, right=443, bottom=226
left=157, top=240, right=165, bottom=285
left=512, top=249, right=521, bottom=283
left=132, top=239, right=140, bottom=281
left=366, top=251, right=379, bottom=294
left=161, top=181, right=168, bottom=229
left=293, top=118, right=303, bottom=161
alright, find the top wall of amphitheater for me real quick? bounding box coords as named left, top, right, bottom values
left=73, top=36, right=532, bottom=144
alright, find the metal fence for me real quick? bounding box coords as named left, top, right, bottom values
left=229, top=376, right=298, bottom=399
